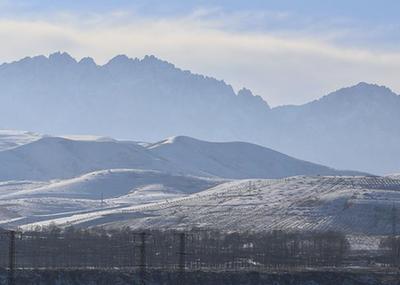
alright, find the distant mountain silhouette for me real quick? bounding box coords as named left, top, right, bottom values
left=265, top=82, right=400, bottom=175
left=0, top=52, right=268, bottom=142
left=0, top=53, right=399, bottom=174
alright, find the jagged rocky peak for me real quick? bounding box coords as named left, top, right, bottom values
left=141, top=54, right=175, bottom=68
left=237, top=87, right=253, bottom=97
left=237, top=87, right=270, bottom=109
left=345, top=82, right=397, bottom=96
left=104, top=54, right=176, bottom=72
left=48, top=51, right=77, bottom=65
left=78, top=56, right=97, bottom=67
left=105, top=54, right=135, bottom=67
left=330, top=82, right=397, bottom=99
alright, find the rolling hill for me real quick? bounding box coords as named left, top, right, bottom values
left=0, top=169, right=224, bottom=226
left=25, top=176, right=400, bottom=238
left=0, top=133, right=362, bottom=181
left=0, top=130, right=42, bottom=151
left=147, top=136, right=363, bottom=178
left=0, top=136, right=175, bottom=181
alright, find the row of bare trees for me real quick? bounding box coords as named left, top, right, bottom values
left=0, top=226, right=350, bottom=270
left=380, top=236, right=400, bottom=266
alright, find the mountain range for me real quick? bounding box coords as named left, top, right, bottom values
left=0, top=52, right=399, bottom=174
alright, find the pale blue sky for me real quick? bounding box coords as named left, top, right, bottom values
left=0, top=0, right=399, bottom=105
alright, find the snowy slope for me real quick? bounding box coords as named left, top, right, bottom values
left=147, top=136, right=364, bottom=178
left=59, top=134, right=116, bottom=142
left=24, top=176, right=400, bottom=236
left=0, top=130, right=42, bottom=151
left=387, top=173, right=400, bottom=179
left=0, top=169, right=223, bottom=226
left=0, top=136, right=178, bottom=181
left=0, top=134, right=364, bottom=182
left=0, top=169, right=223, bottom=200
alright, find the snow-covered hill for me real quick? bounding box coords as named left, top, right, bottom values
left=0, top=136, right=174, bottom=181
left=0, top=169, right=223, bottom=200
left=0, top=134, right=362, bottom=181
left=0, top=130, right=42, bottom=151
left=23, top=176, right=400, bottom=237
left=0, top=130, right=392, bottom=239
left=387, top=173, right=400, bottom=179
left=0, top=169, right=223, bottom=226
left=148, top=136, right=362, bottom=178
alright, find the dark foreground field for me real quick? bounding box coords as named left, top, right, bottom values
left=0, top=269, right=399, bottom=285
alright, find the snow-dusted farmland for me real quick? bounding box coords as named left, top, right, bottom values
left=14, top=176, right=400, bottom=242
left=0, top=169, right=224, bottom=227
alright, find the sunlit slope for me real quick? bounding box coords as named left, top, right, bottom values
left=29, top=176, right=400, bottom=236
left=0, top=130, right=42, bottom=151
left=0, top=169, right=224, bottom=200
left=0, top=169, right=223, bottom=226
left=147, top=136, right=364, bottom=179
left=0, top=136, right=177, bottom=181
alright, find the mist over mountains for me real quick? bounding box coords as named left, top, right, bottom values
left=0, top=52, right=399, bottom=174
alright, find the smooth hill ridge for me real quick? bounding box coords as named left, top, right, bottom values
left=0, top=136, right=176, bottom=181
left=0, top=133, right=365, bottom=182
left=147, top=136, right=364, bottom=179
left=0, top=130, right=42, bottom=151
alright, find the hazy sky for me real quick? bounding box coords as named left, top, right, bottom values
left=1, top=0, right=399, bottom=106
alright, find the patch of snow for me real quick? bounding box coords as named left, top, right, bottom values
left=386, top=173, right=400, bottom=179
left=0, top=130, right=42, bottom=151
left=0, top=169, right=224, bottom=228
left=59, top=134, right=116, bottom=142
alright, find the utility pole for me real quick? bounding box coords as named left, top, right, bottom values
left=139, top=232, right=147, bottom=285
left=132, top=232, right=150, bottom=285
left=8, top=230, right=16, bottom=285
left=392, top=203, right=397, bottom=237
left=178, top=232, right=186, bottom=285
left=100, top=192, right=104, bottom=208
left=174, top=232, right=188, bottom=285
left=392, top=203, right=398, bottom=267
